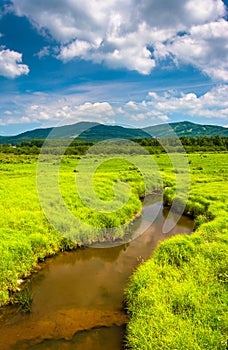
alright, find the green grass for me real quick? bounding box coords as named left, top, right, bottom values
left=125, top=153, right=228, bottom=349
left=0, top=154, right=71, bottom=303
left=14, top=284, right=33, bottom=313
left=0, top=152, right=227, bottom=349
left=0, top=153, right=159, bottom=304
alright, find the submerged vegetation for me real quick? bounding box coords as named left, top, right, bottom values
left=14, top=284, right=33, bottom=313
left=0, top=145, right=227, bottom=348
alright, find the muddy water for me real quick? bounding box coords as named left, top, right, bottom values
left=0, top=198, right=193, bottom=350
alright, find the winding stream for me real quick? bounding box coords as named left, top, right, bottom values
left=0, top=197, right=193, bottom=349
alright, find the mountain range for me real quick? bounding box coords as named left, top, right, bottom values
left=0, top=121, right=227, bottom=145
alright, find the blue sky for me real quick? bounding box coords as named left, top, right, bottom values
left=0, top=0, right=228, bottom=135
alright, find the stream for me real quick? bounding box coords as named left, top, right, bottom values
left=0, top=197, right=193, bottom=350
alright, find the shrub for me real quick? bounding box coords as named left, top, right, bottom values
left=154, top=235, right=196, bottom=267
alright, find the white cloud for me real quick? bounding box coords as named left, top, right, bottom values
left=58, top=40, right=92, bottom=61
left=77, top=102, right=115, bottom=118
left=20, top=116, right=31, bottom=123
left=146, top=85, right=228, bottom=119
left=23, top=98, right=116, bottom=126
left=0, top=84, right=227, bottom=128
left=0, top=115, right=32, bottom=126
left=4, top=110, right=12, bottom=115
left=9, top=0, right=228, bottom=79
left=158, top=115, right=170, bottom=122
left=0, top=96, right=116, bottom=126
left=148, top=92, right=159, bottom=100
left=126, top=101, right=139, bottom=110
left=35, top=46, right=50, bottom=59
left=159, top=19, right=228, bottom=81
left=184, top=0, right=225, bottom=23
left=99, top=45, right=155, bottom=75
left=0, top=49, right=29, bottom=78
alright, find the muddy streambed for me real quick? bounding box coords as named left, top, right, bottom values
left=0, top=198, right=193, bottom=349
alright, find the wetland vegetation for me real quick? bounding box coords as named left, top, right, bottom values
left=0, top=138, right=227, bottom=349
left=125, top=152, right=228, bottom=349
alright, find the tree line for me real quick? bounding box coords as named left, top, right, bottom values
left=0, top=136, right=227, bottom=155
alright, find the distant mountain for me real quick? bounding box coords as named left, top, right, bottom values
left=77, top=124, right=148, bottom=141
left=143, top=121, right=228, bottom=138
left=0, top=121, right=227, bottom=145
left=0, top=122, right=149, bottom=144
left=0, top=122, right=99, bottom=144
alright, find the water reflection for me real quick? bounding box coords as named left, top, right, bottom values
left=0, top=199, right=193, bottom=350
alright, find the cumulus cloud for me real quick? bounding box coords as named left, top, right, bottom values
left=146, top=85, right=228, bottom=119
left=9, top=0, right=228, bottom=79
left=0, top=95, right=117, bottom=126
left=157, top=19, right=228, bottom=81
left=24, top=98, right=116, bottom=126
left=0, top=49, right=29, bottom=78
left=77, top=101, right=115, bottom=118
left=58, top=40, right=92, bottom=61
left=184, top=0, right=225, bottom=23
left=0, top=84, right=228, bottom=127
left=126, top=101, right=140, bottom=110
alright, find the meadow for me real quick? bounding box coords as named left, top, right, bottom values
left=0, top=150, right=227, bottom=349
left=125, top=152, right=228, bottom=349
left=0, top=150, right=160, bottom=304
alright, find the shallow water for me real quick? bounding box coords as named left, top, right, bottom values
left=0, top=198, right=193, bottom=349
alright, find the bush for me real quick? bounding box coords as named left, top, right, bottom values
left=154, top=235, right=196, bottom=267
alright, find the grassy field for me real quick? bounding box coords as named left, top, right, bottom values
left=0, top=151, right=227, bottom=350
left=125, top=153, right=228, bottom=349
left=0, top=152, right=160, bottom=304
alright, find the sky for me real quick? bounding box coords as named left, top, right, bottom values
left=0, top=0, right=228, bottom=135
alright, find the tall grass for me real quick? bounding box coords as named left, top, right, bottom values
left=0, top=153, right=157, bottom=304
left=125, top=153, right=228, bottom=349
left=1, top=150, right=227, bottom=350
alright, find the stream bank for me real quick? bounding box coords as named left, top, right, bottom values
left=0, top=198, right=193, bottom=350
